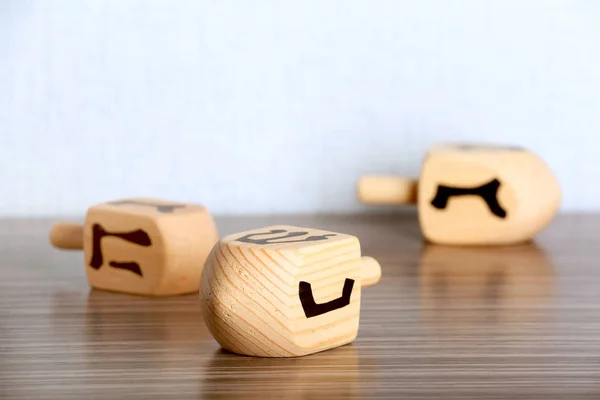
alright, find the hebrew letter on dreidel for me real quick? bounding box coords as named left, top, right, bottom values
left=236, top=229, right=336, bottom=245
left=430, top=178, right=507, bottom=218
left=89, top=223, right=152, bottom=276
left=299, top=278, right=355, bottom=318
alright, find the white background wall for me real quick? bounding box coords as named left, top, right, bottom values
left=0, top=0, right=598, bottom=216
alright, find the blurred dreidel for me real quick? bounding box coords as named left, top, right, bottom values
left=357, top=142, right=561, bottom=245
left=50, top=198, right=218, bottom=296
left=199, top=225, right=381, bottom=357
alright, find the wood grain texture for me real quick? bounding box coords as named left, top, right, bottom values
left=200, top=225, right=380, bottom=357
left=1, top=213, right=600, bottom=399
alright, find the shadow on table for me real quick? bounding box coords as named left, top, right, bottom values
left=200, top=345, right=379, bottom=399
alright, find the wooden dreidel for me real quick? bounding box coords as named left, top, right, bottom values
left=49, top=198, right=219, bottom=296
left=199, top=225, right=381, bottom=357
left=358, top=143, right=561, bottom=245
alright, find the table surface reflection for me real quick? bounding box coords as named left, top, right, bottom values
left=1, top=213, right=599, bottom=399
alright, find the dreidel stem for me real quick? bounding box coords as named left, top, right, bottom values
left=50, top=223, right=84, bottom=250
left=360, top=256, right=381, bottom=287
left=357, top=175, right=418, bottom=205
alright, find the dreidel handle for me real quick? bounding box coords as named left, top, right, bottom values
left=357, top=175, right=418, bottom=205
left=360, top=256, right=381, bottom=287
left=50, top=223, right=84, bottom=250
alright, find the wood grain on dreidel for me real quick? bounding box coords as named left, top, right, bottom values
left=200, top=225, right=381, bottom=358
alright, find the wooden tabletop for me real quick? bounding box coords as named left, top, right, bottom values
left=1, top=213, right=599, bottom=399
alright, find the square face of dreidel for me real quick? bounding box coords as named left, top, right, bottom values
left=418, top=143, right=561, bottom=245
left=83, top=198, right=218, bottom=296
left=200, top=225, right=363, bottom=357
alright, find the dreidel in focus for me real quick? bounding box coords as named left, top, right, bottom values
left=357, top=142, right=561, bottom=245
left=199, top=225, right=382, bottom=357
left=50, top=198, right=219, bottom=296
